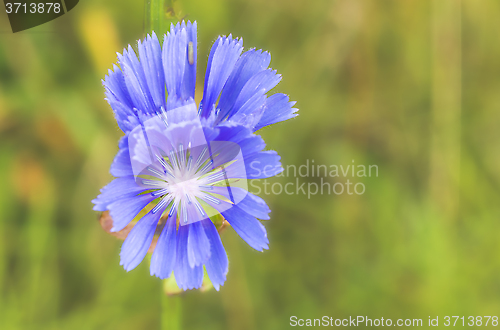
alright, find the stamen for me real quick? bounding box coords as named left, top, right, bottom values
left=142, top=179, right=165, bottom=187
left=186, top=155, right=193, bottom=172
left=206, top=170, right=226, bottom=183
left=159, top=106, right=168, bottom=127
left=152, top=195, right=171, bottom=214
left=151, top=188, right=169, bottom=197
left=168, top=200, right=178, bottom=217
left=194, top=200, right=205, bottom=216
left=178, top=143, right=185, bottom=167
left=181, top=201, right=188, bottom=223
left=198, top=159, right=214, bottom=174
left=155, top=154, right=170, bottom=172
left=203, top=194, right=221, bottom=205
left=156, top=109, right=168, bottom=128
left=169, top=150, right=179, bottom=170
left=147, top=166, right=166, bottom=178
left=195, top=147, right=207, bottom=169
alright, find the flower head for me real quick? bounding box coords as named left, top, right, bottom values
left=93, top=21, right=298, bottom=290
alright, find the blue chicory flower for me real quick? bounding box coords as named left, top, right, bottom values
left=93, top=21, right=298, bottom=291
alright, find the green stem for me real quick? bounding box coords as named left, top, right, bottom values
left=144, top=2, right=184, bottom=328
left=144, top=0, right=179, bottom=36
left=161, top=292, right=182, bottom=330
left=144, top=0, right=163, bottom=35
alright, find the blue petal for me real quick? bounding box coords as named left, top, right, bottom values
left=237, top=133, right=266, bottom=157
left=227, top=93, right=267, bottom=130
left=138, top=32, right=166, bottom=111
left=236, top=192, right=271, bottom=220
left=103, top=66, right=140, bottom=133
left=222, top=204, right=269, bottom=251
left=213, top=125, right=283, bottom=180
left=255, top=93, right=298, bottom=130
left=174, top=225, right=204, bottom=290
left=108, top=194, right=156, bottom=232
left=163, top=21, right=197, bottom=108
left=120, top=204, right=166, bottom=271
left=217, top=49, right=271, bottom=121
left=231, top=69, right=280, bottom=112
left=110, top=147, right=133, bottom=177
left=187, top=221, right=211, bottom=268
left=182, top=21, right=197, bottom=99
left=209, top=186, right=248, bottom=204
left=158, top=98, right=199, bottom=125
left=150, top=211, right=178, bottom=279
left=202, top=219, right=228, bottom=291
left=215, top=124, right=271, bottom=159
left=118, top=135, right=128, bottom=149
left=107, top=101, right=140, bottom=133
left=244, top=150, right=283, bottom=179
left=118, top=45, right=156, bottom=114
left=208, top=127, right=264, bottom=168
left=92, top=176, right=146, bottom=211
left=227, top=69, right=281, bottom=128
left=103, top=64, right=134, bottom=110
left=201, top=35, right=243, bottom=117
left=215, top=123, right=252, bottom=145
left=214, top=124, right=268, bottom=158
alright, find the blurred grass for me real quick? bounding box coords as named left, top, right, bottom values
left=1, top=0, right=500, bottom=329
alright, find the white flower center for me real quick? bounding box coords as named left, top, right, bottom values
left=140, top=145, right=227, bottom=225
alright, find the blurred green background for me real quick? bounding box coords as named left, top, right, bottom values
left=1, top=0, right=500, bottom=329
